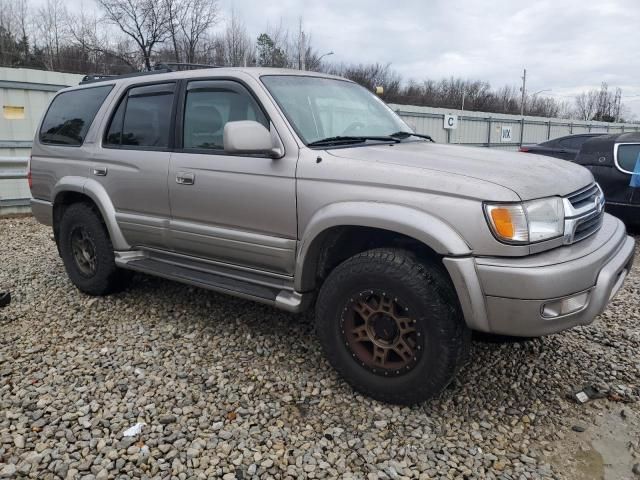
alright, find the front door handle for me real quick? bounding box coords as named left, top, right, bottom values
left=176, top=172, right=195, bottom=185
left=92, top=166, right=108, bottom=176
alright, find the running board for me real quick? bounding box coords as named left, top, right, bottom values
left=117, top=255, right=308, bottom=313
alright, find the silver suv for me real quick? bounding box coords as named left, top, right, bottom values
left=30, top=68, right=635, bottom=404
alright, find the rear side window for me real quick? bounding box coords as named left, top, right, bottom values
left=616, top=144, right=640, bottom=174
left=559, top=136, right=592, bottom=149
left=39, top=85, right=113, bottom=146
left=105, top=83, right=176, bottom=149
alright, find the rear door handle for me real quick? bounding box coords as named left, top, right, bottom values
left=92, top=166, right=108, bottom=176
left=176, top=172, right=195, bottom=185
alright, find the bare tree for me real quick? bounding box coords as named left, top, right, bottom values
left=179, top=0, right=218, bottom=63
left=164, top=0, right=184, bottom=62
left=574, top=83, right=624, bottom=122
left=35, top=0, right=67, bottom=70
left=96, top=0, right=172, bottom=70
left=223, top=9, right=253, bottom=66
left=0, top=0, right=23, bottom=66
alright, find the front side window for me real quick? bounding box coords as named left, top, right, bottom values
left=40, top=85, right=113, bottom=146
left=261, top=75, right=408, bottom=144
left=616, top=143, right=640, bottom=174
left=105, top=83, right=175, bottom=148
left=183, top=81, right=268, bottom=151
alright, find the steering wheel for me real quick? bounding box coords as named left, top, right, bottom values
left=342, top=121, right=366, bottom=136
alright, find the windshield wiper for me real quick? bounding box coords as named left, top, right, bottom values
left=389, top=131, right=435, bottom=142
left=307, top=135, right=401, bottom=147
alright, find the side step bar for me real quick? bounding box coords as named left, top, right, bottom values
left=118, top=256, right=309, bottom=313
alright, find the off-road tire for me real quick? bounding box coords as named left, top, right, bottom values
left=58, top=203, right=131, bottom=296
left=315, top=248, right=470, bottom=405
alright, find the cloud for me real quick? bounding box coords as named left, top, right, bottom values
left=221, top=0, right=640, bottom=118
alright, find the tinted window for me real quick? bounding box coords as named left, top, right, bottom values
left=40, top=85, right=113, bottom=146
left=617, top=144, right=640, bottom=173
left=558, top=136, right=592, bottom=149
left=183, top=81, right=267, bottom=150
left=105, top=98, right=125, bottom=145
left=105, top=83, right=175, bottom=148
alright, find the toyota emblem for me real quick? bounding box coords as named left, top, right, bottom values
left=595, top=196, right=603, bottom=213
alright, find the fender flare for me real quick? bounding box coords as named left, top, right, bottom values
left=295, top=201, right=471, bottom=291
left=52, top=177, right=130, bottom=250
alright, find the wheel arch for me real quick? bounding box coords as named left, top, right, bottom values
left=52, top=177, right=130, bottom=250
left=295, top=201, right=471, bottom=292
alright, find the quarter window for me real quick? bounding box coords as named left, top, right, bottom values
left=105, top=83, right=175, bottom=148
left=183, top=81, right=267, bottom=151
left=40, top=85, right=113, bottom=146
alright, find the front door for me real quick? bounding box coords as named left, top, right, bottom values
left=168, top=79, right=298, bottom=274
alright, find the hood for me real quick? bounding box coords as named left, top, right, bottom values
left=326, top=141, right=594, bottom=201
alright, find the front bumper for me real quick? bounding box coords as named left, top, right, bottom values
left=444, top=213, right=635, bottom=337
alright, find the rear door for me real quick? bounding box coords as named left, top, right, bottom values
left=93, top=82, right=177, bottom=249
left=167, top=79, right=298, bottom=274
left=558, top=136, right=591, bottom=160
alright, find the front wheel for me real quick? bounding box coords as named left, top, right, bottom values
left=315, top=248, right=470, bottom=405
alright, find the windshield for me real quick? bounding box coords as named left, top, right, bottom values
left=261, top=75, right=410, bottom=145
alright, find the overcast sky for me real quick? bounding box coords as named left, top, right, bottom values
left=217, top=0, right=640, bottom=118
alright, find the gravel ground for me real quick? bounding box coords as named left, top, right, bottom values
left=1, top=216, right=639, bottom=480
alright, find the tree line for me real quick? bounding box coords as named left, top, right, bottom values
left=0, top=0, right=633, bottom=122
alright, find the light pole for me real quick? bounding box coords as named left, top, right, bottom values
left=520, top=68, right=527, bottom=116
left=529, top=89, right=552, bottom=113
left=317, top=51, right=334, bottom=63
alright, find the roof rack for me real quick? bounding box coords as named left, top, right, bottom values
left=79, top=68, right=171, bottom=85
left=81, top=74, right=117, bottom=83
left=153, top=62, right=217, bottom=71
left=79, top=62, right=217, bottom=85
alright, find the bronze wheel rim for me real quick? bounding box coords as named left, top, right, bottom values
left=340, top=290, right=423, bottom=376
left=70, top=226, right=97, bottom=277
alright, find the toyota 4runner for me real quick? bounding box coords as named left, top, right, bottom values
left=29, top=68, right=635, bottom=404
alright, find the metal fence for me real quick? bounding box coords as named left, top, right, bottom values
left=2, top=101, right=640, bottom=216
left=391, top=104, right=640, bottom=151
left=0, top=156, right=30, bottom=215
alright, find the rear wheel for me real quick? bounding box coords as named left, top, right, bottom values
left=315, top=248, right=470, bottom=405
left=58, top=203, right=131, bottom=296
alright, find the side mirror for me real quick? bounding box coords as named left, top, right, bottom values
left=223, top=121, right=283, bottom=158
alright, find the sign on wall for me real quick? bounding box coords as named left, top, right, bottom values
left=444, top=114, right=458, bottom=130
left=500, top=125, right=513, bottom=142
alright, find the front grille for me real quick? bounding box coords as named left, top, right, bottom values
left=573, top=210, right=604, bottom=242
left=568, top=184, right=599, bottom=210
left=563, top=184, right=605, bottom=244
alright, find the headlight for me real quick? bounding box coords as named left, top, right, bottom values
left=485, top=197, right=564, bottom=244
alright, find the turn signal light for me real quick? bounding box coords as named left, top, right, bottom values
left=490, top=208, right=515, bottom=238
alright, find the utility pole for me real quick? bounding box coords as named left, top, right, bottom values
left=520, top=68, right=527, bottom=116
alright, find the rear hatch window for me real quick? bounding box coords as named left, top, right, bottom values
left=39, top=85, right=113, bottom=146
